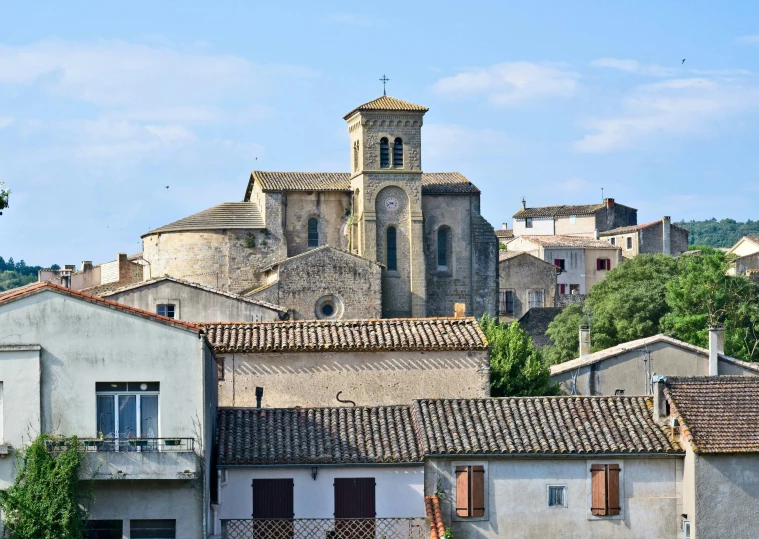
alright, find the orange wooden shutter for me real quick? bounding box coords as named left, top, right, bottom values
left=607, top=465, right=621, bottom=516
left=590, top=464, right=607, bottom=516
left=455, top=466, right=469, bottom=517
left=471, top=466, right=485, bottom=517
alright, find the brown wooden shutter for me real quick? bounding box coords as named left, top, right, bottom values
left=590, top=465, right=607, bottom=516
left=471, top=466, right=485, bottom=517
left=607, top=465, right=621, bottom=516
left=455, top=466, right=469, bottom=517
left=252, top=478, right=294, bottom=518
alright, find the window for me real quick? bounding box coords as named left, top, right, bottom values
left=683, top=520, right=691, bottom=539
left=437, top=228, right=449, bottom=269
left=528, top=290, right=545, bottom=309
left=499, top=290, right=514, bottom=315
left=315, top=295, right=342, bottom=320
left=554, top=259, right=566, bottom=271
left=379, top=137, right=390, bottom=168
left=386, top=226, right=397, bottom=271
left=597, top=258, right=611, bottom=271
left=130, top=520, right=176, bottom=539
left=96, top=382, right=159, bottom=442
left=569, top=215, right=576, bottom=225
left=626, top=236, right=633, bottom=250
left=308, top=218, right=319, bottom=247
left=85, top=520, right=122, bottom=539
left=525, top=218, right=533, bottom=228
left=590, top=464, right=621, bottom=516
left=609, top=237, right=616, bottom=246
left=455, top=465, right=485, bottom=518
left=570, top=284, right=580, bottom=294
left=547, top=485, right=567, bottom=508
left=156, top=304, right=175, bottom=318
left=393, top=137, right=403, bottom=167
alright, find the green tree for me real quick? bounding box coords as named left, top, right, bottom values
left=662, top=248, right=759, bottom=361
left=480, top=315, right=558, bottom=396
left=677, top=217, right=759, bottom=248
left=543, top=304, right=586, bottom=365
left=0, top=435, right=91, bottom=539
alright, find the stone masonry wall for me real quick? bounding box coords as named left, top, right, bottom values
left=284, top=191, right=351, bottom=257
left=499, top=254, right=557, bottom=322
left=349, top=111, right=424, bottom=172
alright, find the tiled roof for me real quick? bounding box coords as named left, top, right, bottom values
left=216, top=406, right=422, bottom=465
left=495, top=229, right=514, bottom=240
left=249, top=171, right=479, bottom=195
left=413, top=397, right=680, bottom=455
left=513, top=203, right=605, bottom=219
left=665, top=376, right=759, bottom=454
left=343, top=96, right=428, bottom=119
left=143, top=202, right=264, bottom=236
left=260, top=245, right=383, bottom=272
left=425, top=497, right=445, bottom=539
left=550, top=334, right=759, bottom=376
left=519, top=235, right=622, bottom=250
left=0, top=282, right=202, bottom=333
left=201, top=318, right=488, bottom=353
left=498, top=250, right=523, bottom=261
left=86, top=276, right=287, bottom=314
left=0, top=281, right=45, bottom=299
left=599, top=220, right=689, bottom=237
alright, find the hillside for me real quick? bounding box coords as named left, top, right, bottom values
left=0, top=257, right=58, bottom=292
left=677, top=218, right=759, bottom=249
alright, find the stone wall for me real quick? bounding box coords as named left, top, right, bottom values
left=348, top=111, right=424, bottom=172
left=284, top=191, right=351, bottom=257
left=218, top=349, right=490, bottom=407
left=594, top=201, right=638, bottom=232
left=375, top=185, right=414, bottom=318
left=498, top=253, right=556, bottom=322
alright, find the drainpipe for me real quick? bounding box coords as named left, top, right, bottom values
left=708, top=325, right=724, bottom=376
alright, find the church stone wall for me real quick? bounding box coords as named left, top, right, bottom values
left=283, top=191, right=351, bottom=257
left=218, top=349, right=490, bottom=407
left=375, top=185, right=413, bottom=318
left=349, top=112, right=424, bottom=172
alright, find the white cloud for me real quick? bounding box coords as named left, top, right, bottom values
left=736, top=35, right=759, bottom=45
left=433, top=62, right=579, bottom=106
left=322, top=13, right=371, bottom=26
left=574, top=75, right=759, bottom=153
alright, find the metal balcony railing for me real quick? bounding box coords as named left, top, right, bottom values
left=221, top=518, right=428, bottom=539
left=47, top=437, right=194, bottom=452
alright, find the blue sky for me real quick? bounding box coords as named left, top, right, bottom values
left=2, top=1, right=759, bottom=266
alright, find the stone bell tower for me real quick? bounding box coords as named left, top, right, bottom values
left=344, top=96, right=428, bottom=318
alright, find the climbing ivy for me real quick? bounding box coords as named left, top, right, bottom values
left=0, top=435, right=92, bottom=539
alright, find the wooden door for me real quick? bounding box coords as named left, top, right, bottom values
left=334, top=478, right=376, bottom=539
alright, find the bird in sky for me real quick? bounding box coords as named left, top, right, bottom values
left=165, top=186, right=169, bottom=189
left=682, top=59, right=686, bottom=64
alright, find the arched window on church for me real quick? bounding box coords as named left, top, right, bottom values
left=393, top=137, right=403, bottom=168
left=353, top=141, right=359, bottom=172
left=308, top=218, right=319, bottom=247
left=380, top=137, right=390, bottom=168
left=437, top=226, right=450, bottom=270
left=387, top=226, right=397, bottom=271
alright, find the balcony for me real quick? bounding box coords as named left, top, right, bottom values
left=48, top=438, right=198, bottom=480
left=221, top=518, right=429, bottom=539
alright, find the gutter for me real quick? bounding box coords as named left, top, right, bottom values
left=425, top=452, right=683, bottom=459
left=218, top=462, right=424, bottom=469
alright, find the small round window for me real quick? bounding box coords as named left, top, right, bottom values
left=315, top=295, right=343, bottom=320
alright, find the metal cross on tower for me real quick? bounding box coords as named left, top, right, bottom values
left=379, top=74, right=389, bottom=96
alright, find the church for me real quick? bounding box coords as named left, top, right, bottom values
left=142, top=95, right=498, bottom=319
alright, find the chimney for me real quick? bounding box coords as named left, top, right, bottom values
left=652, top=374, right=668, bottom=423
left=521, top=197, right=526, bottom=211
left=454, top=303, right=466, bottom=318
left=255, top=387, right=264, bottom=408
left=81, top=261, right=93, bottom=272
left=64, top=264, right=76, bottom=271
left=579, top=325, right=591, bottom=357
left=117, top=253, right=129, bottom=282
left=662, top=216, right=671, bottom=255
left=708, top=325, right=724, bottom=376
left=502, top=223, right=508, bottom=230
left=604, top=198, right=615, bottom=209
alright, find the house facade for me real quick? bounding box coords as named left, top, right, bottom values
left=498, top=251, right=557, bottom=323
left=202, top=318, right=490, bottom=408
left=0, top=283, right=217, bottom=538
left=507, top=235, right=622, bottom=295
left=512, top=198, right=637, bottom=238
left=599, top=217, right=689, bottom=258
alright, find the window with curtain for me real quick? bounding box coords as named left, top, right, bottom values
left=393, top=137, right=403, bottom=167
left=387, top=227, right=397, bottom=271
left=96, top=382, right=159, bottom=444
left=437, top=228, right=449, bottom=269
left=308, top=218, right=318, bottom=247
left=379, top=138, right=390, bottom=168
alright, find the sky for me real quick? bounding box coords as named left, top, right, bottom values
left=2, top=0, right=759, bottom=266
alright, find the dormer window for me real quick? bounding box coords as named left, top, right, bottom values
left=393, top=137, right=403, bottom=168
left=380, top=138, right=390, bottom=168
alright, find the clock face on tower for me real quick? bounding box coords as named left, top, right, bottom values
left=384, top=196, right=399, bottom=211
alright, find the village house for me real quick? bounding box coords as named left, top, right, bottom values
left=141, top=96, right=498, bottom=320
left=551, top=326, right=759, bottom=395
left=498, top=251, right=557, bottom=323
left=213, top=405, right=427, bottom=539
left=507, top=235, right=622, bottom=296
left=202, top=317, right=490, bottom=408
left=82, top=275, right=287, bottom=322
left=512, top=198, right=637, bottom=238
left=38, top=253, right=145, bottom=291
left=495, top=223, right=514, bottom=246
left=726, top=234, right=759, bottom=258
left=599, top=217, right=690, bottom=258
left=0, top=283, right=217, bottom=539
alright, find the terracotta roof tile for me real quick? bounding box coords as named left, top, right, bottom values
left=413, top=397, right=680, bottom=455
left=143, top=202, right=264, bottom=236
left=216, top=406, right=422, bottom=465
left=425, top=496, right=445, bottom=539
left=249, top=171, right=479, bottom=195
left=495, top=229, right=514, bottom=240
left=0, top=282, right=202, bottom=333
left=201, top=318, right=488, bottom=353
left=665, top=376, right=759, bottom=454
left=599, top=220, right=689, bottom=237
left=519, top=235, right=622, bottom=249
left=513, top=203, right=606, bottom=219
left=343, top=96, right=428, bottom=119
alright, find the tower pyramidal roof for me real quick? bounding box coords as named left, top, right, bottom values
left=343, top=96, right=429, bottom=119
